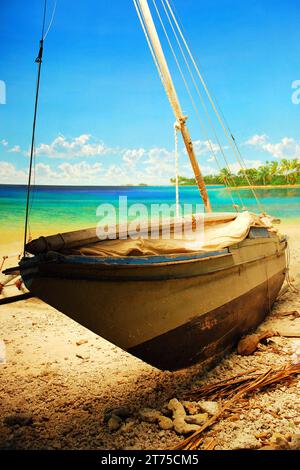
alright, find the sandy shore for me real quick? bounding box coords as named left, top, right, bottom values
left=230, top=184, right=300, bottom=190
left=0, top=221, right=299, bottom=450
left=175, top=184, right=300, bottom=189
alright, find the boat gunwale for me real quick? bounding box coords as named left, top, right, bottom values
left=20, top=234, right=286, bottom=270
left=20, top=243, right=286, bottom=283
left=51, top=249, right=232, bottom=266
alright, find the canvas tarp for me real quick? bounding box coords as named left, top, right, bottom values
left=68, top=211, right=277, bottom=258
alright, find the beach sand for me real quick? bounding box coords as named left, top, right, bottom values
left=0, top=221, right=299, bottom=450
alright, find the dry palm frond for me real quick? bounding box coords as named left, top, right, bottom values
left=187, top=368, right=258, bottom=401
left=203, top=438, right=217, bottom=450
left=174, top=364, right=300, bottom=451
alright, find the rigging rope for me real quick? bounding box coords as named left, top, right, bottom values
left=163, top=0, right=264, bottom=213
left=43, top=0, right=57, bottom=40
left=135, top=0, right=185, bottom=215
left=41, top=0, right=47, bottom=38
left=137, top=0, right=213, bottom=211
left=23, top=0, right=57, bottom=254
left=153, top=0, right=242, bottom=211
left=202, top=77, right=264, bottom=199
left=159, top=0, right=246, bottom=209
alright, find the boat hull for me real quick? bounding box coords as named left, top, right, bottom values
left=20, top=234, right=287, bottom=370
left=129, top=270, right=284, bottom=369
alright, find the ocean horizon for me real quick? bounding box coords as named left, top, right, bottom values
left=1, top=184, right=299, bottom=244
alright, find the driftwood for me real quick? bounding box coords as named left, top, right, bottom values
left=236, top=318, right=300, bottom=357
left=275, top=310, right=300, bottom=319
left=237, top=331, right=275, bottom=356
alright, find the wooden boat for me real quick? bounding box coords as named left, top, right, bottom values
left=19, top=214, right=287, bottom=370
left=7, top=0, right=288, bottom=370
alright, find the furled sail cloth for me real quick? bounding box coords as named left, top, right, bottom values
left=64, top=212, right=278, bottom=258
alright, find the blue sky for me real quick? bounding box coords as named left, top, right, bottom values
left=0, top=0, right=299, bottom=185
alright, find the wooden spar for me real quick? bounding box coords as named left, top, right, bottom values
left=0, top=293, right=33, bottom=306
left=137, top=0, right=212, bottom=212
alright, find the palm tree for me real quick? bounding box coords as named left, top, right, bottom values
left=237, top=168, right=259, bottom=185
left=266, top=160, right=279, bottom=179
left=280, top=158, right=300, bottom=184
left=280, top=159, right=291, bottom=183
left=287, top=158, right=300, bottom=184
left=170, top=158, right=300, bottom=187
left=218, top=168, right=233, bottom=185
left=257, top=165, right=269, bottom=185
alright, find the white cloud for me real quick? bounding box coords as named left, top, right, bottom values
left=145, top=147, right=174, bottom=162
left=103, top=147, right=179, bottom=185
left=59, top=161, right=103, bottom=180
left=245, top=134, right=268, bottom=146
left=182, top=162, right=218, bottom=176
left=143, top=147, right=175, bottom=177
left=33, top=134, right=110, bottom=158
left=8, top=145, right=21, bottom=153
left=105, top=165, right=133, bottom=183
left=0, top=161, right=27, bottom=182
left=0, top=143, right=178, bottom=185
left=4, top=132, right=297, bottom=186
left=0, top=160, right=105, bottom=185
left=36, top=161, right=103, bottom=182
left=201, top=165, right=219, bottom=176
left=122, top=148, right=145, bottom=167
left=192, top=140, right=220, bottom=156
left=0, top=154, right=264, bottom=186
left=263, top=138, right=300, bottom=159
left=1, top=139, right=8, bottom=147
left=245, top=134, right=300, bottom=159
left=228, top=160, right=263, bottom=174
left=35, top=163, right=61, bottom=179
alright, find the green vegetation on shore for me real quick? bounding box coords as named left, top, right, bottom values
left=171, top=159, right=300, bottom=186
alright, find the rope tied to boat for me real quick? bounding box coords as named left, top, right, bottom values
left=0, top=256, right=8, bottom=272
left=23, top=0, right=57, bottom=255
left=0, top=251, right=24, bottom=296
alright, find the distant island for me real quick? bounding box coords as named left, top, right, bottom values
left=170, top=159, right=300, bottom=187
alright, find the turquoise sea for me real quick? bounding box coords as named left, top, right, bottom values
left=0, top=184, right=299, bottom=243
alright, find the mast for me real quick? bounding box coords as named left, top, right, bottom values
left=136, top=0, right=212, bottom=212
